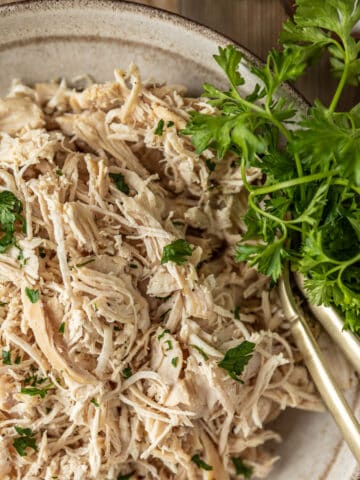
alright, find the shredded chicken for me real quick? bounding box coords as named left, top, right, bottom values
left=0, top=66, right=335, bottom=480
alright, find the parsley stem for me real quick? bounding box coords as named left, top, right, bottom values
left=251, top=170, right=337, bottom=197
left=248, top=195, right=302, bottom=233
left=329, top=46, right=349, bottom=113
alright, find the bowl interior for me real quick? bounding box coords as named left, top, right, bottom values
left=0, top=1, right=358, bottom=478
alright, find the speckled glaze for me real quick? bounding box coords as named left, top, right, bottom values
left=0, top=2, right=359, bottom=478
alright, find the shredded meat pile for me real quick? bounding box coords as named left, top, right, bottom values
left=0, top=65, right=324, bottom=480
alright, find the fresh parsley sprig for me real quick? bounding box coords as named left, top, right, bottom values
left=183, top=0, right=360, bottom=333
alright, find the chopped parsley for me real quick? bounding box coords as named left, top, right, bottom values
left=74, top=258, right=95, bottom=268
left=234, top=306, right=240, bottom=320
left=154, top=119, right=165, bottom=135
left=232, top=457, right=253, bottom=478
left=91, top=398, right=100, bottom=407
left=21, top=383, right=53, bottom=399
left=171, top=357, right=179, bottom=367
left=122, top=366, right=132, bottom=379
left=129, top=263, right=138, bottom=269
left=218, top=341, right=255, bottom=382
left=0, top=301, right=8, bottom=306
left=56, top=169, right=63, bottom=176
left=2, top=349, right=11, bottom=365
left=0, top=190, right=25, bottom=253
left=15, top=355, right=21, bottom=364
left=109, top=173, right=130, bottom=195
left=25, top=287, right=39, bottom=304
left=191, top=453, right=213, bottom=471
left=58, top=322, right=65, bottom=334
left=161, top=239, right=193, bottom=265
left=164, top=340, right=173, bottom=351
left=13, top=426, right=37, bottom=457
left=117, top=472, right=134, bottom=480
left=160, top=309, right=170, bottom=321
left=190, top=344, right=209, bottom=361
left=167, top=121, right=175, bottom=128
left=205, top=159, right=216, bottom=172
left=158, top=329, right=170, bottom=340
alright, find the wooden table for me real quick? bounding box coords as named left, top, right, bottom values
left=1, top=0, right=358, bottom=108
left=139, top=0, right=358, bottom=110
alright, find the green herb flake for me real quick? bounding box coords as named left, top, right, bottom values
left=158, top=329, right=170, bottom=340
left=234, top=306, right=240, bottom=320
left=161, top=239, right=193, bottom=265
left=56, top=169, right=63, bottom=176
left=13, top=426, right=37, bottom=457
left=14, top=426, right=33, bottom=436
left=232, top=457, right=253, bottom=478
left=0, top=301, right=8, bottom=306
left=218, top=341, right=255, bottom=382
left=21, top=384, right=53, bottom=399
left=15, top=356, right=21, bottom=365
left=58, top=322, right=65, bottom=334
left=129, top=263, right=138, bottom=269
left=74, top=258, right=95, bottom=268
left=25, top=287, right=39, bottom=304
left=122, top=366, right=132, bottom=379
left=171, top=357, right=179, bottom=367
left=191, top=453, right=213, bottom=471
left=0, top=190, right=25, bottom=254
left=91, top=398, right=99, bottom=407
left=167, top=121, right=175, bottom=128
left=160, top=309, right=170, bottom=321
left=205, top=159, right=216, bottom=172
left=154, top=119, right=165, bottom=135
left=164, top=340, right=173, bottom=351
left=190, top=344, right=209, bottom=361
left=109, top=173, right=130, bottom=195
left=117, top=472, right=134, bottom=480
left=2, top=349, right=11, bottom=365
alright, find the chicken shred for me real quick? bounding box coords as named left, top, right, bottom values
left=0, top=66, right=337, bottom=480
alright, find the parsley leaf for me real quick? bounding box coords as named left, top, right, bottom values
left=91, top=398, right=99, bottom=407
left=161, top=239, right=193, bottom=265
left=191, top=454, right=213, bottom=471
left=59, top=322, right=65, bottom=334
left=218, top=341, right=255, bottom=382
left=154, top=119, right=165, bottom=135
left=2, top=349, right=11, bottom=365
left=122, top=366, right=132, bottom=379
left=232, top=457, right=253, bottom=478
left=109, top=173, right=130, bottom=195
left=25, top=287, right=40, bottom=304
left=13, top=426, right=37, bottom=457
left=21, top=383, right=53, bottom=399
left=171, top=357, right=179, bottom=367
left=0, top=191, right=25, bottom=253
left=190, top=344, right=209, bottom=360
left=117, top=473, right=134, bottom=480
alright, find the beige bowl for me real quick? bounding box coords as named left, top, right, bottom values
left=0, top=1, right=359, bottom=478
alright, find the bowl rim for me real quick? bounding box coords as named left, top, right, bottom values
left=0, top=1, right=357, bottom=479
left=0, top=0, right=308, bottom=108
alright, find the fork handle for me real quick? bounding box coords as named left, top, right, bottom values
left=291, top=316, right=360, bottom=463
left=295, top=272, right=360, bottom=375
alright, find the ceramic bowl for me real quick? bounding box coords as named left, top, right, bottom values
left=0, top=1, right=359, bottom=478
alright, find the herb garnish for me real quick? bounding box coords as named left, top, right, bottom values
left=91, top=398, right=99, bottom=407
left=171, top=357, right=179, bottom=367
left=164, top=340, right=173, bottom=351
left=0, top=190, right=25, bottom=253
left=13, top=426, right=37, bottom=456
left=161, top=239, right=193, bottom=265
left=234, top=306, right=240, bottom=320
left=154, top=119, right=165, bottom=135
left=21, top=382, right=53, bottom=399
left=191, top=453, right=213, bottom=471
left=2, top=349, right=11, bottom=365
left=109, top=173, right=130, bottom=195
left=122, top=367, right=132, bottom=379
left=74, top=258, right=95, bottom=268
left=182, top=0, right=360, bottom=333
left=190, top=344, right=209, bottom=361
left=232, top=457, right=253, bottom=478
left=158, top=329, right=170, bottom=340
left=218, top=341, right=255, bottom=382
left=117, top=472, right=134, bottom=480
left=25, top=287, right=39, bottom=304
left=167, top=121, right=175, bottom=128
left=59, top=322, right=65, bottom=334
